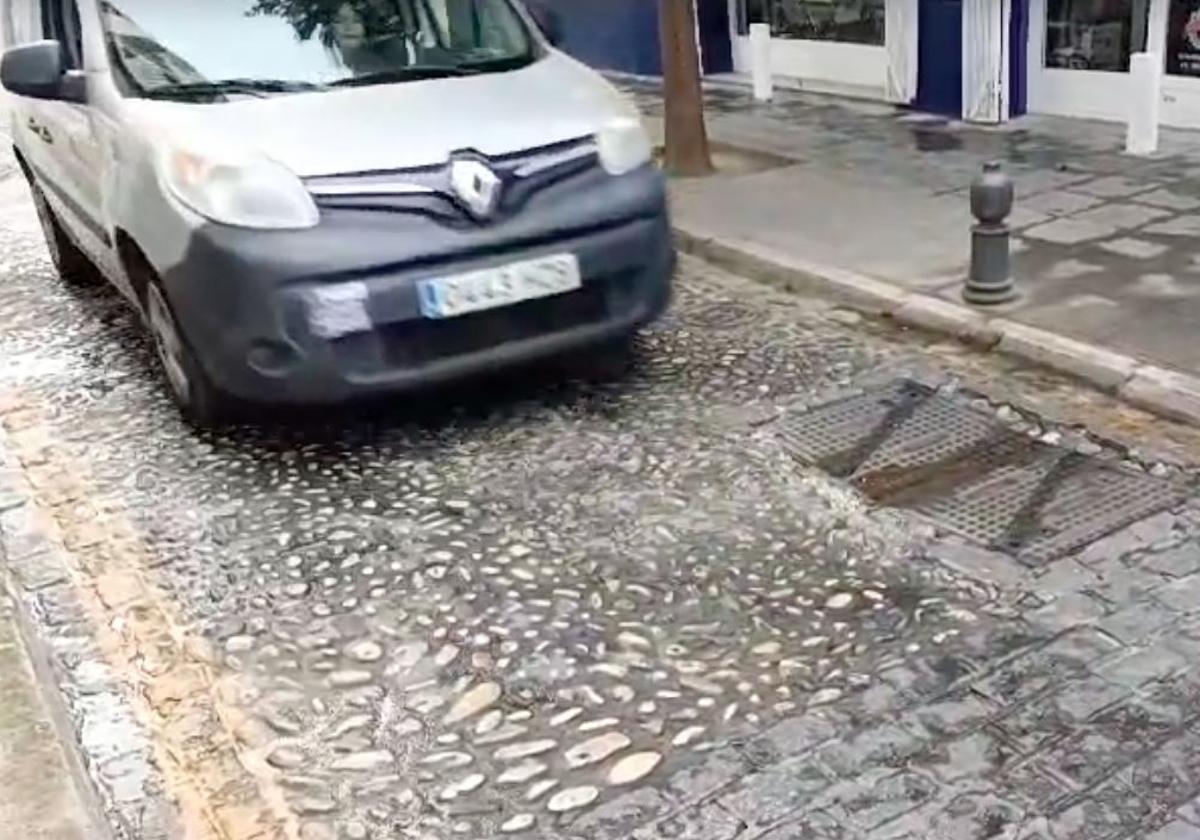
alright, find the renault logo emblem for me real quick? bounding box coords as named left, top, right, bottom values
left=449, top=159, right=502, bottom=219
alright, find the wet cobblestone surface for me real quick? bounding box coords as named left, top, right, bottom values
left=2, top=159, right=1200, bottom=839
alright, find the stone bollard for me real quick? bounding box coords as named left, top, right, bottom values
left=1126, top=52, right=1161, bottom=156
left=964, top=161, right=1017, bottom=305
left=750, top=23, right=774, bottom=103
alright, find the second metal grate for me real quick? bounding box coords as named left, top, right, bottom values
left=780, top=380, right=1186, bottom=564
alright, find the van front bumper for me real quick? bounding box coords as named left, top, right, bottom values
left=159, top=166, right=674, bottom=404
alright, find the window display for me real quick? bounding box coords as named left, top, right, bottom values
left=1044, top=0, right=1149, bottom=72
left=740, top=0, right=885, bottom=45
left=1167, top=0, right=1200, bottom=76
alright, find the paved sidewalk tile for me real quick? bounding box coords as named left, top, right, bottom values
left=1147, top=820, right=1200, bottom=839
left=626, top=77, right=1200, bottom=381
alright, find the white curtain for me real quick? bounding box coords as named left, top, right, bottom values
left=884, top=0, right=919, bottom=103
left=963, top=0, right=1004, bottom=122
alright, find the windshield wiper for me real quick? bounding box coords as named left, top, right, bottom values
left=143, top=78, right=325, bottom=101
left=328, top=66, right=483, bottom=88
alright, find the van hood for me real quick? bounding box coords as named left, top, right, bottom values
left=130, top=54, right=636, bottom=178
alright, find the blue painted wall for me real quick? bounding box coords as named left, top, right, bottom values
left=696, top=0, right=734, bottom=73
left=545, top=0, right=733, bottom=76
left=548, top=0, right=663, bottom=75
left=1008, top=0, right=1028, bottom=116
left=915, top=0, right=963, bottom=117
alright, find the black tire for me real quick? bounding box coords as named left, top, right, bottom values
left=142, top=273, right=236, bottom=428
left=28, top=180, right=101, bottom=287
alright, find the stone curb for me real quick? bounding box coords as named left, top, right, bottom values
left=672, top=228, right=912, bottom=315
left=0, top=422, right=164, bottom=840
left=1120, top=366, right=1200, bottom=425
left=673, top=226, right=1200, bottom=427
left=992, top=320, right=1138, bottom=391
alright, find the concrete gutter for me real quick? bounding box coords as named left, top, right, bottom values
left=673, top=227, right=1200, bottom=427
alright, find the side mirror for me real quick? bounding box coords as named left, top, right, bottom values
left=1, top=40, right=85, bottom=103
left=526, top=2, right=564, bottom=47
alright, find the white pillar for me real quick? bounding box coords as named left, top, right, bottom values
left=1126, top=52, right=1161, bottom=155
left=749, top=22, right=773, bottom=102
left=885, top=0, right=919, bottom=104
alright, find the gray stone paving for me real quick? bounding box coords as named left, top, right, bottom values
left=622, top=78, right=1200, bottom=377
left=1, top=149, right=1200, bottom=840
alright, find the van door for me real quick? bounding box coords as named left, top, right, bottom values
left=25, top=0, right=111, bottom=267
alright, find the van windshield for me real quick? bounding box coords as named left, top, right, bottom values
left=100, top=0, right=538, bottom=100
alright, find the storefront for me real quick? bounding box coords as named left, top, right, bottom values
left=726, top=0, right=1019, bottom=122
left=1027, top=0, right=1200, bottom=127
left=728, top=0, right=901, bottom=101
left=1027, top=0, right=1148, bottom=121
left=545, top=0, right=1200, bottom=130
left=544, top=0, right=1010, bottom=124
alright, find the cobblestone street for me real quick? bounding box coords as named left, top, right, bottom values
left=2, top=159, right=1200, bottom=840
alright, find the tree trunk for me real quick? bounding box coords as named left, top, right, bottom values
left=659, top=0, right=713, bottom=177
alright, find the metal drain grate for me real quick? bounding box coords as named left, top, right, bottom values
left=781, top=380, right=1187, bottom=563
left=779, top=381, right=942, bottom=477
left=687, top=301, right=760, bottom=331
left=920, top=455, right=1180, bottom=563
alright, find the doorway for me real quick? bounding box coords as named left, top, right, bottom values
left=697, top=0, right=734, bottom=73
left=1009, top=0, right=1027, bottom=116
left=915, top=0, right=963, bottom=116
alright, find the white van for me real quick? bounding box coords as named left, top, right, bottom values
left=1, top=0, right=673, bottom=425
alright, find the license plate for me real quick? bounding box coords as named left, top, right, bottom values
left=417, top=254, right=582, bottom=319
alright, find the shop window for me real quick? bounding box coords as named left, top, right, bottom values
left=1044, top=0, right=1149, bottom=72
left=739, top=0, right=885, bottom=45
left=1166, top=0, right=1200, bottom=76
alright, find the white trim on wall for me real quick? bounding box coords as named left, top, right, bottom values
left=727, top=0, right=742, bottom=65
left=1001, top=0, right=1012, bottom=119
left=963, top=0, right=1005, bottom=121
left=885, top=0, right=919, bottom=103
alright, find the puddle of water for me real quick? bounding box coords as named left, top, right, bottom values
left=910, top=128, right=963, bottom=153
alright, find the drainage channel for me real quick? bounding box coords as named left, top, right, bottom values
left=779, top=380, right=1189, bottom=564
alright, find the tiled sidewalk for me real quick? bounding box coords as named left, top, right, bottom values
left=623, top=77, right=1200, bottom=400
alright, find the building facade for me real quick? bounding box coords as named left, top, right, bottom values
left=545, top=0, right=733, bottom=76
left=547, top=0, right=1200, bottom=129
left=1029, top=0, right=1200, bottom=128
left=729, top=0, right=1014, bottom=121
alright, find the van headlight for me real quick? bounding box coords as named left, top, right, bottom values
left=158, top=146, right=319, bottom=230
left=596, top=117, right=652, bottom=176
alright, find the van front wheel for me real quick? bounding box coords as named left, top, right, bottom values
left=144, top=279, right=234, bottom=428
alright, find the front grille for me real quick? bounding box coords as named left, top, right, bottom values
left=375, top=284, right=609, bottom=367
left=305, top=138, right=599, bottom=223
